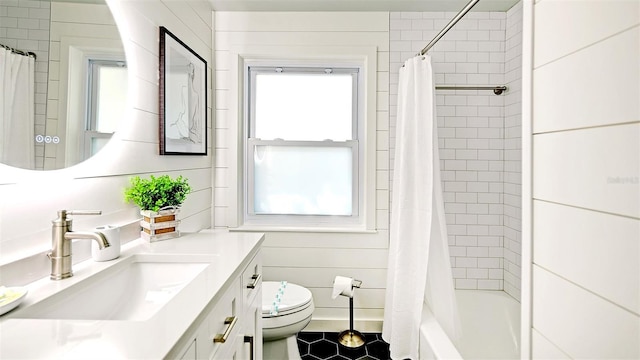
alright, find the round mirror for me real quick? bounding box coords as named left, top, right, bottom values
left=0, top=0, right=127, bottom=170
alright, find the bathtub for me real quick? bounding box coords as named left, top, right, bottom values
left=419, top=290, right=520, bottom=359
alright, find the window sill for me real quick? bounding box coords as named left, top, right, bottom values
left=229, top=225, right=377, bottom=234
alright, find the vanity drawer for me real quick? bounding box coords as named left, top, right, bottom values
left=205, top=278, right=242, bottom=360
left=241, top=251, right=263, bottom=305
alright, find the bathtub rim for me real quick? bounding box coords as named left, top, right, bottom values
left=419, top=302, right=463, bottom=359
left=420, top=289, right=521, bottom=359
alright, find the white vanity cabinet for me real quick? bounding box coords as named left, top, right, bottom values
left=0, top=230, right=265, bottom=359
left=175, top=250, right=263, bottom=360
left=240, top=252, right=263, bottom=360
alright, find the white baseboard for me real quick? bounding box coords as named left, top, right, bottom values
left=304, top=318, right=383, bottom=333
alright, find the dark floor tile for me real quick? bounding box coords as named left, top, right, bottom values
left=298, top=332, right=391, bottom=360
left=339, top=344, right=367, bottom=359
left=301, top=355, right=323, bottom=360
left=323, top=331, right=340, bottom=343
left=365, top=339, right=391, bottom=360
left=309, top=338, right=339, bottom=359
left=298, top=340, right=310, bottom=356
left=298, top=331, right=326, bottom=343
left=328, top=356, right=351, bottom=360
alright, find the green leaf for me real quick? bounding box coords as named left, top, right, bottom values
left=124, top=175, right=191, bottom=212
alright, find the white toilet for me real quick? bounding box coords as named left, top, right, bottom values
left=262, top=281, right=314, bottom=360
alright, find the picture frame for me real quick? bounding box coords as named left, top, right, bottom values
left=159, top=26, right=207, bottom=155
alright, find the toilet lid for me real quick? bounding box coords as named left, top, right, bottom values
left=262, top=281, right=312, bottom=316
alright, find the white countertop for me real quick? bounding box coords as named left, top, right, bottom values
left=0, top=230, right=264, bottom=359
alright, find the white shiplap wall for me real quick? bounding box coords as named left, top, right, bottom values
left=530, top=0, right=640, bottom=358
left=213, top=12, right=390, bottom=328
left=0, top=0, right=214, bottom=285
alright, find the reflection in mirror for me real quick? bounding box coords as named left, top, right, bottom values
left=0, top=0, right=127, bottom=170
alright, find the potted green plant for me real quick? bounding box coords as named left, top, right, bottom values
left=124, top=175, right=191, bottom=242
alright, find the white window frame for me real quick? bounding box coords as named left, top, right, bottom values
left=243, top=63, right=365, bottom=228
left=83, top=59, right=126, bottom=160
left=58, top=37, right=125, bottom=168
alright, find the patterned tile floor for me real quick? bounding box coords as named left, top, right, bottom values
left=297, top=332, right=391, bottom=360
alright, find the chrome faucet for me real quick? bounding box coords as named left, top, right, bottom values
left=49, top=210, right=110, bottom=280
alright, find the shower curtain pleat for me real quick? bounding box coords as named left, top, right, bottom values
left=0, top=48, right=35, bottom=169
left=382, top=55, right=460, bottom=360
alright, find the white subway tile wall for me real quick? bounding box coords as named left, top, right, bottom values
left=0, top=0, right=50, bottom=169
left=390, top=9, right=522, bottom=294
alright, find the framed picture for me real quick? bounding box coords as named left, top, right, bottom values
left=159, top=26, right=207, bottom=155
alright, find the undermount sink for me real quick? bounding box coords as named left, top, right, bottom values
left=14, top=254, right=212, bottom=321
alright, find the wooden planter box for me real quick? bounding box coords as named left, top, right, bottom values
left=140, top=208, right=180, bottom=242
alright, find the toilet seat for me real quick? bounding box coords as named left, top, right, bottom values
left=262, top=281, right=313, bottom=318
left=261, top=281, right=315, bottom=341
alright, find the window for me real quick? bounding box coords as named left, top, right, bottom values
left=84, top=59, right=127, bottom=159
left=244, top=65, right=363, bottom=227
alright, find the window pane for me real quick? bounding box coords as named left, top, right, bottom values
left=96, top=65, right=127, bottom=133
left=254, top=73, right=353, bottom=141
left=253, top=145, right=352, bottom=215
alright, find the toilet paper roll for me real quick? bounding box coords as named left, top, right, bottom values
left=332, top=276, right=354, bottom=299
left=92, top=225, right=120, bottom=262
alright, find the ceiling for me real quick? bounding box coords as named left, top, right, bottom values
left=206, top=0, right=520, bottom=12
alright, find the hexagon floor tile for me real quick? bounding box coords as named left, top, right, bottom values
left=297, top=332, right=391, bottom=360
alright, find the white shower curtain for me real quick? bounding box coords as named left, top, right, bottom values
left=382, top=55, right=460, bottom=359
left=0, top=48, right=35, bottom=169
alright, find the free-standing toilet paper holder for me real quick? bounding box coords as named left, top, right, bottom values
left=338, top=279, right=365, bottom=348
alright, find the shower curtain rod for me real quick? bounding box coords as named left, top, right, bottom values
left=420, top=0, right=480, bottom=55
left=436, top=85, right=507, bottom=95
left=419, top=0, right=507, bottom=95
left=0, top=43, right=37, bottom=60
